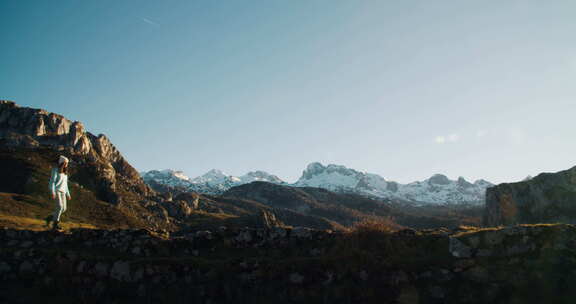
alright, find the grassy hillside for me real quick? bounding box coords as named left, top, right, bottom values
left=0, top=148, right=150, bottom=230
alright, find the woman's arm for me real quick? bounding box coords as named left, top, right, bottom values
left=66, top=176, right=71, bottom=199
left=48, top=168, right=56, bottom=195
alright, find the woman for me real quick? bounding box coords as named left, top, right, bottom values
left=45, top=155, right=72, bottom=231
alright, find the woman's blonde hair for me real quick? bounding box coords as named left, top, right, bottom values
left=56, top=159, right=68, bottom=174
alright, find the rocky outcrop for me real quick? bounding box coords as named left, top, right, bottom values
left=484, top=166, right=576, bottom=226
left=1, top=224, right=575, bottom=303
left=0, top=100, right=152, bottom=204
left=162, top=192, right=223, bottom=220
left=259, top=209, right=285, bottom=228
left=1, top=100, right=86, bottom=154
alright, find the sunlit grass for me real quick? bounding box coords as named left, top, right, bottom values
left=0, top=214, right=98, bottom=231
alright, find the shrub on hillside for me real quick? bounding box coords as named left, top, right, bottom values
left=351, top=217, right=403, bottom=234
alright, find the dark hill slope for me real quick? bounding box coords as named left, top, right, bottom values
left=223, top=181, right=484, bottom=229
left=484, top=165, right=576, bottom=226
left=165, top=192, right=340, bottom=230
left=223, top=181, right=391, bottom=227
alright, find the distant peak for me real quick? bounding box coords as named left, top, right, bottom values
left=245, top=170, right=270, bottom=176
left=240, top=170, right=284, bottom=183
left=431, top=173, right=447, bottom=178
left=473, top=179, right=494, bottom=187
left=204, top=169, right=226, bottom=176
left=300, top=162, right=326, bottom=180
left=457, top=176, right=473, bottom=188
left=306, top=162, right=325, bottom=170
left=325, top=163, right=349, bottom=170
left=147, top=169, right=190, bottom=181
left=428, top=174, right=451, bottom=185
left=244, top=170, right=278, bottom=178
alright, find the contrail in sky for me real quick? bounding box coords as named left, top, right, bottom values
left=141, top=17, right=159, bottom=26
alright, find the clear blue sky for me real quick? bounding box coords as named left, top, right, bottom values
left=1, top=0, right=575, bottom=184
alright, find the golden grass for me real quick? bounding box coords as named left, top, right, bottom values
left=450, top=223, right=570, bottom=238
left=350, top=217, right=403, bottom=233
left=0, top=214, right=98, bottom=231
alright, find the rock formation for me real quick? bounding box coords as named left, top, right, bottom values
left=0, top=100, right=151, bottom=204
left=484, top=165, right=576, bottom=226
left=0, top=100, right=177, bottom=231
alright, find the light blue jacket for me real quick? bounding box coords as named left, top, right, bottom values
left=49, top=168, right=70, bottom=196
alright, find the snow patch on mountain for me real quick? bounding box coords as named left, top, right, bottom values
left=141, top=169, right=193, bottom=188
left=239, top=171, right=285, bottom=184
left=295, top=162, right=493, bottom=204
left=295, top=163, right=360, bottom=190
left=141, top=169, right=285, bottom=195
left=142, top=162, right=494, bottom=204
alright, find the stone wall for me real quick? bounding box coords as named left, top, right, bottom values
left=1, top=224, right=575, bottom=303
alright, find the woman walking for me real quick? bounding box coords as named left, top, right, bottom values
left=45, top=155, right=71, bottom=231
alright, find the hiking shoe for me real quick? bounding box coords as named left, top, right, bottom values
left=52, top=221, right=62, bottom=231
left=44, top=215, right=53, bottom=227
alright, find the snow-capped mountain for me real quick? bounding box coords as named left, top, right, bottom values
left=141, top=169, right=285, bottom=195
left=294, top=162, right=493, bottom=204
left=142, top=162, right=493, bottom=204
left=393, top=175, right=493, bottom=204
left=141, top=169, right=193, bottom=188
left=238, top=171, right=285, bottom=184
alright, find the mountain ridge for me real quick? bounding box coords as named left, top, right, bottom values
left=143, top=162, right=494, bottom=205
left=141, top=168, right=286, bottom=195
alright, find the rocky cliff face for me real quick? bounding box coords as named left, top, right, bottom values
left=484, top=166, right=576, bottom=226
left=0, top=100, right=151, bottom=204
left=1, top=224, right=575, bottom=303
left=0, top=100, right=178, bottom=231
